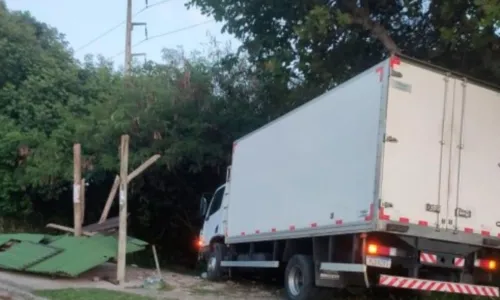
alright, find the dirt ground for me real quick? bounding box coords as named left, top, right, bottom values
left=0, top=263, right=283, bottom=300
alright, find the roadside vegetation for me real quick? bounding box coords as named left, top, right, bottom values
left=36, top=289, right=153, bottom=300
left=1, top=1, right=500, bottom=296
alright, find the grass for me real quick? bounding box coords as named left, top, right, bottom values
left=35, top=288, right=154, bottom=300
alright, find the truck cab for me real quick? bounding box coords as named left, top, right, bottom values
left=198, top=183, right=227, bottom=261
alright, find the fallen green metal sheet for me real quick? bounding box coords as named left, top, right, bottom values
left=0, top=234, right=47, bottom=246
left=0, top=241, right=62, bottom=270
left=26, top=234, right=147, bottom=277
left=43, top=234, right=64, bottom=244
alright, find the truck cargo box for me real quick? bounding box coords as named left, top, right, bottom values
left=224, top=56, right=500, bottom=246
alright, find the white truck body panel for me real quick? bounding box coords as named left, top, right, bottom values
left=450, top=80, right=500, bottom=235
left=221, top=56, right=500, bottom=245
left=226, top=63, right=387, bottom=240
left=379, top=61, right=452, bottom=229
left=380, top=59, right=500, bottom=238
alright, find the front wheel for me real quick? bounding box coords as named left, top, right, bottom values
left=206, top=243, right=225, bottom=281
left=284, top=255, right=331, bottom=300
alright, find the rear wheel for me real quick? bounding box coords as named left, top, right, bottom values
left=284, top=255, right=331, bottom=300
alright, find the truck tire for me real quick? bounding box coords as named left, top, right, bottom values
left=284, top=255, right=330, bottom=300
left=206, top=243, right=225, bottom=281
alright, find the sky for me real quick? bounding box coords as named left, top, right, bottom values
left=5, top=0, right=240, bottom=67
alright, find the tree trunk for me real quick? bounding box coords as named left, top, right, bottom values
left=341, top=0, right=401, bottom=54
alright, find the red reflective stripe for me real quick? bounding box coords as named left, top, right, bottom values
left=377, top=246, right=392, bottom=256
left=271, top=228, right=276, bottom=232
left=390, top=56, right=401, bottom=68
left=420, top=252, right=437, bottom=264
left=311, top=223, right=317, bottom=228
left=289, top=225, right=295, bottom=231
left=399, top=217, right=409, bottom=223
left=418, top=220, right=428, bottom=226
left=365, top=204, right=374, bottom=221
left=376, top=66, right=384, bottom=82
left=464, top=228, right=473, bottom=233
left=365, top=204, right=390, bottom=221
left=481, top=230, right=490, bottom=236
left=379, top=208, right=390, bottom=220
left=335, top=220, right=343, bottom=225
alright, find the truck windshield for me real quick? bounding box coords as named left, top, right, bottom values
left=207, top=186, right=225, bottom=218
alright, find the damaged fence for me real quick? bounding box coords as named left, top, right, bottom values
left=0, top=233, right=147, bottom=277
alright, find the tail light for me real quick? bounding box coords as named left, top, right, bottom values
left=366, top=243, right=398, bottom=257
left=475, top=259, right=497, bottom=271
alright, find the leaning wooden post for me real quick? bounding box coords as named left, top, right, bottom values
left=73, top=144, right=82, bottom=236
left=117, top=134, right=129, bottom=285
left=99, top=175, right=120, bottom=224
left=99, top=154, right=160, bottom=224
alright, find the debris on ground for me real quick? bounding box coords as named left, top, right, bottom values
left=141, top=276, right=165, bottom=290
left=0, top=263, right=281, bottom=300
left=0, top=233, right=147, bottom=278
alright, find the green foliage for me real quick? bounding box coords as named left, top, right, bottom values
left=188, top=0, right=500, bottom=89
left=1, top=0, right=500, bottom=268
left=0, top=2, right=288, bottom=264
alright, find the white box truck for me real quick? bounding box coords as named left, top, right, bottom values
left=197, top=55, right=500, bottom=299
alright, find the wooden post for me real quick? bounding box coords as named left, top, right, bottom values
left=99, top=175, right=120, bottom=224
left=152, top=245, right=162, bottom=279
left=117, top=135, right=129, bottom=285
left=99, top=154, right=160, bottom=224
left=80, top=178, right=85, bottom=226
left=73, top=144, right=82, bottom=236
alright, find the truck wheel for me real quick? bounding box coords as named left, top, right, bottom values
left=206, top=243, right=225, bottom=281
left=284, top=255, right=329, bottom=300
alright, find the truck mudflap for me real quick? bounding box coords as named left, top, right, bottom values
left=379, top=275, right=500, bottom=297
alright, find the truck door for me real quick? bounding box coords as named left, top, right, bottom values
left=449, top=79, right=500, bottom=236
left=201, top=185, right=226, bottom=245
left=380, top=60, right=455, bottom=229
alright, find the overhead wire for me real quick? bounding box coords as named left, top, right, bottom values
left=110, top=19, right=215, bottom=59
left=74, top=0, right=176, bottom=53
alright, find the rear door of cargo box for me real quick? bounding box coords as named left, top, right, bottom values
left=379, top=58, right=456, bottom=230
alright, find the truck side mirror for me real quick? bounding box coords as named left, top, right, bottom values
left=200, top=196, right=208, bottom=217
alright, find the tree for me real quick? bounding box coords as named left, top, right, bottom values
left=187, top=0, right=500, bottom=88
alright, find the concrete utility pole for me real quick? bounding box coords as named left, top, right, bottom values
left=124, top=0, right=133, bottom=75
left=124, top=0, right=148, bottom=75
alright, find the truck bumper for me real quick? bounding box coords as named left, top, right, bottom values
left=379, top=274, right=499, bottom=297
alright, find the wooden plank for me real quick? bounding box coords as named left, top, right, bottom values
left=46, top=223, right=94, bottom=236
left=152, top=245, right=162, bottom=279
left=99, top=175, right=120, bottom=224
left=99, top=154, right=160, bottom=224
left=126, top=154, right=160, bottom=183
left=83, top=215, right=129, bottom=232
left=117, top=134, right=129, bottom=285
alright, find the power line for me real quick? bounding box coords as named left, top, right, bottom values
left=111, top=20, right=215, bottom=59
left=75, top=21, right=125, bottom=53
left=74, top=0, right=176, bottom=53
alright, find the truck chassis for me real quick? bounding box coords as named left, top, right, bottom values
left=200, top=229, right=500, bottom=299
